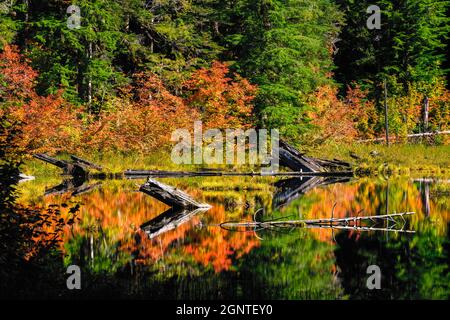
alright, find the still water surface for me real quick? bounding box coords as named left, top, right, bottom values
left=6, top=174, right=450, bottom=299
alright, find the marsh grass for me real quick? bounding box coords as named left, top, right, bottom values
left=306, top=142, right=449, bottom=176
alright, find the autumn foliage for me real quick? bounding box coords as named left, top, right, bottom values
left=308, top=84, right=377, bottom=143
left=1, top=46, right=256, bottom=155
left=184, top=61, right=256, bottom=129
left=0, top=45, right=81, bottom=154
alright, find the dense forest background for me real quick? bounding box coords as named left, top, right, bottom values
left=0, top=0, right=449, bottom=155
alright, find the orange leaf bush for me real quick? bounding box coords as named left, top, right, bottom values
left=1, top=45, right=257, bottom=155
left=309, top=84, right=376, bottom=142
left=184, top=61, right=256, bottom=130
left=1, top=45, right=81, bottom=154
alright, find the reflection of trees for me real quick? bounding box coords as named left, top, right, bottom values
left=334, top=221, right=450, bottom=299
left=8, top=162, right=450, bottom=299
left=301, top=179, right=450, bottom=242
left=236, top=230, right=343, bottom=299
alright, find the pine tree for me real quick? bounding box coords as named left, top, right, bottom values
left=225, top=0, right=344, bottom=140
left=335, top=0, right=450, bottom=94
left=1, top=0, right=224, bottom=111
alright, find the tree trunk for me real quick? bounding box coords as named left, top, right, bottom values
left=423, top=95, right=429, bottom=132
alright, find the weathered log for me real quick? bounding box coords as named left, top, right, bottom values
left=34, top=153, right=69, bottom=169
left=125, top=170, right=353, bottom=178
left=278, top=140, right=324, bottom=173
left=70, top=155, right=103, bottom=171
left=140, top=178, right=211, bottom=209
left=125, top=170, right=219, bottom=177
left=140, top=207, right=209, bottom=239
left=357, top=130, right=450, bottom=143
left=18, top=173, right=35, bottom=183
left=33, top=153, right=87, bottom=177
left=217, top=212, right=416, bottom=234
left=314, top=158, right=351, bottom=169
left=278, top=140, right=351, bottom=173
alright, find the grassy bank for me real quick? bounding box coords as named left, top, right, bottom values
left=21, top=143, right=449, bottom=178
left=308, top=142, right=450, bottom=176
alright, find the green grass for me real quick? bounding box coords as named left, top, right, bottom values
left=307, top=142, right=450, bottom=176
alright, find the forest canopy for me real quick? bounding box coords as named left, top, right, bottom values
left=1, top=0, right=449, bottom=155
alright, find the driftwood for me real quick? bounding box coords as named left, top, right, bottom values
left=18, top=173, right=35, bottom=183
left=279, top=140, right=324, bottom=172
left=358, top=130, right=450, bottom=143
left=125, top=140, right=351, bottom=177
left=140, top=207, right=209, bottom=239
left=125, top=170, right=353, bottom=178
left=33, top=154, right=103, bottom=178
left=125, top=170, right=220, bottom=178
left=70, top=155, right=103, bottom=171
left=140, top=178, right=211, bottom=209
left=217, top=212, right=416, bottom=234
left=278, top=140, right=351, bottom=173
left=34, top=154, right=87, bottom=177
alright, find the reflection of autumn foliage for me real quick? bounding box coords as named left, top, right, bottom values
left=41, top=184, right=259, bottom=273
left=0, top=202, right=78, bottom=262
left=18, top=178, right=448, bottom=274
left=184, top=205, right=259, bottom=272
left=300, top=180, right=449, bottom=243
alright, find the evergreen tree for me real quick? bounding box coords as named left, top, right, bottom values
left=1, top=0, right=223, bottom=111
left=225, top=0, right=344, bottom=140
left=335, top=0, right=450, bottom=94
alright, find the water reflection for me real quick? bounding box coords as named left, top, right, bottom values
left=3, top=173, right=450, bottom=299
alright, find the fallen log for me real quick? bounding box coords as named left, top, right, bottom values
left=357, top=130, right=450, bottom=143
left=216, top=212, right=416, bottom=234
left=278, top=140, right=351, bottom=173
left=33, top=154, right=103, bottom=178
left=279, top=140, right=324, bottom=172
left=34, top=153, right=87, bottom=177
left=33, top=153, right=69, bottom=169
left=125, top=170, right=219, bottom=178
left=140, top=178, right=211, bottom=209
left=125, top=170, right=353, bottom=178
left=70, top=155, right=103, bottom=171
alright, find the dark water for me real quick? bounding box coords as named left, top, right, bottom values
left=1, top=168, right=449, bottom=299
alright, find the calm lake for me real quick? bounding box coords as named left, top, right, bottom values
left=3, top=173, right=450, bottom=299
